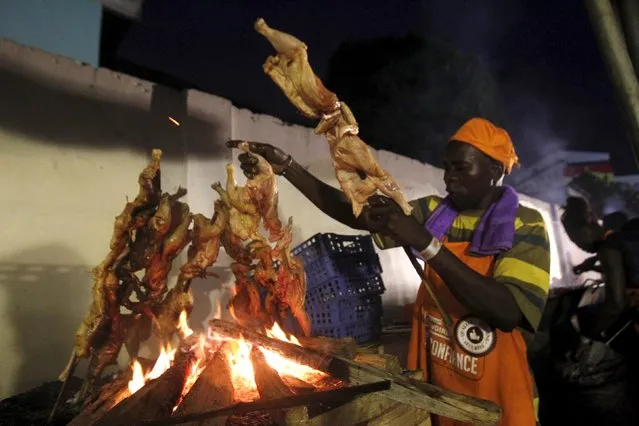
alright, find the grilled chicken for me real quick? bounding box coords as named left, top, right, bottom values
left=255, top=18, right=412, bottom=217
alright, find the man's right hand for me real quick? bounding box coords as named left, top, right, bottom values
left=226, top=140, right=292, bottom=178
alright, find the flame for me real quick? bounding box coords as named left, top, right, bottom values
left=125, top=316, right=330, bottom=406
left=168, top=116, right=180, bottom=126
left=177, top=310, right=194, bottom=339
left=147, top=344, right=177, bottom=380
left=226, top=337, right=259, bottom=402
left=266, top=322, right=301, bottom=346
left=128, top=344, right=177, bottom=395
left=261, top=322, right=327, bottom=385
left=128, top=360, right=146, bottom=394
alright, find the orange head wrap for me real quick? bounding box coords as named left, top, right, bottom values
left=449, top=118, right=520, bottom=175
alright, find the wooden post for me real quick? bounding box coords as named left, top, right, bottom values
left=584, top=0, right=639, bottom=167
left=618, top=0, right=639, bottom=76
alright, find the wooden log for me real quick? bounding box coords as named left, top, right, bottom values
left=250, top=347, right=308, bottom=424
left=94, top=350, right=197, bottom=426
left=209, top=319, right=501, bottom=425
left=208, top=320, right=331, bottom=371
left=171, top=343, right=234, bottom=426
left=296, top=336, right=358, bottom=359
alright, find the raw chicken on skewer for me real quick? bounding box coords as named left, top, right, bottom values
left=253, top=18, right=454, bottom=341
left=269, top=218, right=311, bottom=336
left=254, top=18, right=412, bottom=218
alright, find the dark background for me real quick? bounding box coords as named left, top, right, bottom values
left=99, top=0, right=637, bottom=174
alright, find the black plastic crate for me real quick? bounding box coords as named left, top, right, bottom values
left=305, top=274, right=385, bottom=308
left=293, top=233, right=379, bottom=266
left=306, top=294, right=382, bottom=327
left=303, top=254, right=382, bottom=290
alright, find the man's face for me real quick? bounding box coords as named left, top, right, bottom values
left=443, top=141, right=496, bottom=211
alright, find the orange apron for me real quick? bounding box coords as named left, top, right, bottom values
left=408, top=241, right=536, bottom=426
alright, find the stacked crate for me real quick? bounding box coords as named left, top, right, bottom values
left=292, top=233, right=386, bottom=343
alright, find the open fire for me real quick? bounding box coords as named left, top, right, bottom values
left=124, top=310, right=332, bottom=414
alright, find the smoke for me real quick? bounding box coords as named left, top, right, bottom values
left=418, top=0, right=577, bottom=166
left=418, top=0, right=525, bottom=66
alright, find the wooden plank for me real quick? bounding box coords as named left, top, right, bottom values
left=330, top=356, right=500, bottom=425
left=304, top=393, right=430, bottom=426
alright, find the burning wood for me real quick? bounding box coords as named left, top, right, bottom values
left=64, top=309, right=499, bottom=426
left=250, top=346, right=307, bottom=424
left=66, top=317, right=343, bottom=426
left=93, top=344, right=198, bottom=426
left=209, top=319, right=501, bottom=425
left=170, top=342, right=234, bottom=426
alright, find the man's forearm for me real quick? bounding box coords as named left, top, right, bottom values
left=283, top=161, right=367, bottom=230
left=428, top=247, right=522, bottom=331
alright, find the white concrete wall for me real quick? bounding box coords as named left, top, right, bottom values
left=0, top=39, right=586, bottom=398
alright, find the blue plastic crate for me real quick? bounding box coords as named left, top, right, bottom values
left=306, top=294, right=382, bottom=327
left=302, top=254, right=382, bottom=290
left=293, top=233, right=378, bottom=266
left=306, top=274, right=385, bottom=308
left=312, top=317, right=382, bottom=343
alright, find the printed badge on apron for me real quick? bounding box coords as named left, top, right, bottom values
left=454, top=315, right=497, bottom=357
left=426, top=312, right=490, bottom=380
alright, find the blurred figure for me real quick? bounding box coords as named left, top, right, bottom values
left=572, top=210, right=628, bottom=275
left=558, top=196, right=639, bottom=425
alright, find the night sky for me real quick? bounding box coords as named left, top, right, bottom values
left=113, top=0, right=637, bottom=175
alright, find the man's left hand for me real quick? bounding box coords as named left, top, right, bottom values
left=364, top=196, right=432, bottom=250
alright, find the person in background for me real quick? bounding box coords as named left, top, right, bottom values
left=561, top=197, right=630, bottom=339
left=560, top=197, right=639, bottom=425
left=572, top=210, right=628, bottom=276
left=229, top=117, right=550, bottom=426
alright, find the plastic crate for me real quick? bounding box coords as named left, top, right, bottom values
left=302, top=254, right=382, bottom=289
left=305, top=274, right=385, bottom=308
left=293, top=233, right=378, bottom=266
left=312, top=317, right=382, bottom=343
left=306, top=294, right=382, bottom=327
